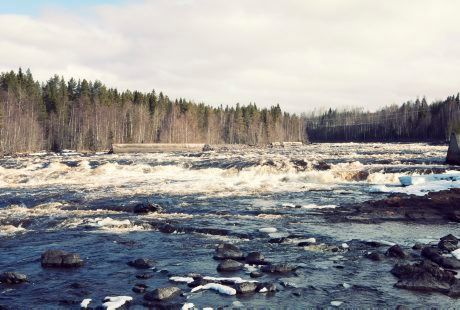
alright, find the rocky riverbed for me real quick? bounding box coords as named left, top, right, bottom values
left=1, top=143, right=460, bottom=308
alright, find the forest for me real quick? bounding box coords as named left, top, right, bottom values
left=0, top=69, right=306, bottom=154
left=306, top=94, right=460, bottom=142
left=2, top=68, right=460, bottom=154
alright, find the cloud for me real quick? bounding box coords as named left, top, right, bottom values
left=0, top=0, right=459, bottom=113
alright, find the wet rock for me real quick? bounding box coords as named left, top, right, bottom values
left=187, top=277, right=211, bottom=288
left=158, top=223, right=176, bottom=234
left=391, top=260, right=456, bottom=293
left=245, top=252, right=266, bottom=265
left=133, top=283, right=148, bottom=294
left=133, top=203, right=162, bottom=214
left=214, top=243, right=244, bottom=260
left=261, top=263, right=295, bottom=274
left=234, top=282, right=257, bottom=294
left=313, top=161, right=331, bottom=170
left=421, top=247, right=460, bottom=269
left=144, top=286, right=182, bottom=301
left=386, top=245, right=408, bottom=259
left=41, top=250, right=84, bottom=268
left=365, top=252, right=385, bottom=261
left=438, top=234, right=459, bottom=252
left=202, top=144, right=214, bottom=152
left=412, top=243, right=424, bottom=250
left=250, top=271, right=264, bottom=278
left=0, top=272, right=28, bottom=284
left=256, top=282, right=277, bottom=292
left=136, top=272, right=154, bottom=279
left=217, top=259, right=243, bottom=272
left=127, top=258, right=155, bottom=269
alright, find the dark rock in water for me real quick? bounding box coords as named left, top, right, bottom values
left=133, top=202, right=162, bottom=214
left=133, top=283, right=149, bottom=293
left=217, top=259, right=243, bottom=272
left=421, top=247, right=460, bottom=269
left=235, top=282, right=257, bottom=294
left=250, top=271, right=264, bottom=278
left=297, top=241, right=315, bottom=247
left=245, top=252, right=266, bottom=265
left=256, top=282, right=277, bottom=292
left=365, top=252, right=385, bottom=261
left=202, top=144, right=214, bottom=152
left=136, top=272, right=154, bottom=279
left=412, top=243, right=424, bottom=250
left=313, top=161, right=331, bottom=171
left=214, top=243, right=244, bottom=260
left=128, top=258, right=155, bottom=269
left=386, top=245, right=408, bottom=259
left=439, top=240, right=458, bottom=252
left=261, top=263, right=295, bottom=274
left=41, top=250, right=84, bottom=268
left=391, top=260, right=456, bottom=294
left=0, top=272, right=28, bottom=284
left=438, top=234, right=459, bottom=252
left=158, top=223, right=176, bottom=234
left=269, top=237, right=287, bottom=244
left=187, top=277, right=211, bottom=288
left=441, top=234, right=459, bottom=243
left=144, top=286, right=182, bottom=301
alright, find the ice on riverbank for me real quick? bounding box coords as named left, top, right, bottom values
left=370, top=171, right=460, bottom=196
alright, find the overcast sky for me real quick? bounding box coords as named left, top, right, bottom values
left=0, top=0, right=459, bottom=113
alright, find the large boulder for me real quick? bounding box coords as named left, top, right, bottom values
left=127, top=258, right=155, bottom=269
left=421, top=247, right=460, bottom=269
left=144, top=287, right=182, bottom=301
left=214, top=243, right=244, bottom=260
left=0, top=272, right=28, bottom=284
left=391, top=260, right=456, bottom=293
left=217, top=259, right=243, bottom=272
left=41, top=250, right=84, bottom=268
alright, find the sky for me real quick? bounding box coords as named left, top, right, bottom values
left=0, top=0, right=459, bottom=113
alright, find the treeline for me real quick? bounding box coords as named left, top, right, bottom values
left=306, top=95, right=460, bottom=142
left=0, top=69, right=307, bottom=153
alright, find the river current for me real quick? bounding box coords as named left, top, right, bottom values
left=0, top=143, right=459, bottom=308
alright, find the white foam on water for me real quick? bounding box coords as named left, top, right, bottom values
left=1, top=142, right=447, bottom=199
left=0, top=224, right=27, bottom=236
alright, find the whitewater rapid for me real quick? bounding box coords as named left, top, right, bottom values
left=0, top=143, right=454, bottom=198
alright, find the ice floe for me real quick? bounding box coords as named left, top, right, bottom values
left=80, top=298, right=92, bottom=308
left=191, top=283, right=236, bottom=295
left=102, top=296, right=132, bottom=309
